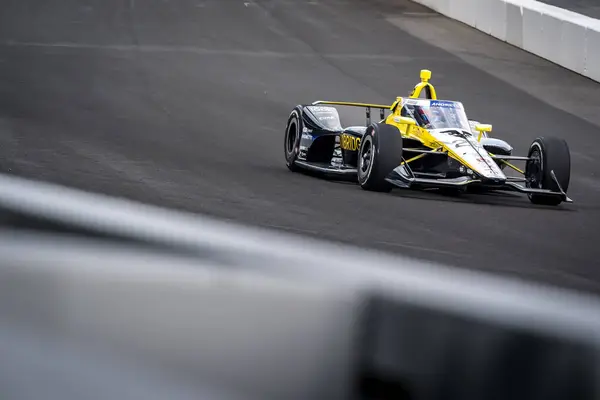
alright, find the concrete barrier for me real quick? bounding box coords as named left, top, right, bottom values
left=1, top=173, right=600, bottom=399
left=411, top=0, right=600, bottom=83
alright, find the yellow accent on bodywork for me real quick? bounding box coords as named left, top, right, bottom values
left=409, top=127, right=485, bottom=175
left=409, top=69, right=437, bottom=99
left=410, top=82, right=437, bottom=99
left=340, top=133, right=361, bottom=151
left=488, top=152, right=525, bottom=174
left=317, top=69, right=514, bottom=178
left=401, top=153, right=427, bottom=165
left=389, top=97, right=403, bottom=112
left=316, top=69, right=504, bottom=176
left=383, top=118, right=484, bottom=174
left=385, top=114, right=418, bottom=136
left=475, top=124, right=493, bottom=142
left=401, top=146, right=445, bottom=165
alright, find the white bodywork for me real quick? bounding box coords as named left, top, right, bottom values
left=429, top=128, right=506, bottom=180
left=402, top=98, right=506, bottom=181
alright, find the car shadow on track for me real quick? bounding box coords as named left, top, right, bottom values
left=291, top=167, right=577, bottom=212
left=389, top=188, right=577, bottom=211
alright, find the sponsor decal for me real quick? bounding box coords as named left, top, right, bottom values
left=309, top=106, right=336, bottom=112
left=307, top=106, right=340, bottom=124
left=301, top=133, right=313, bottom=141
left=430, top=100, right=458, bottom=108
left=340, top=133, right=361, bottom=151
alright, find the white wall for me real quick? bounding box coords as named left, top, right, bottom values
left=411, top=0, right=600, bottom=83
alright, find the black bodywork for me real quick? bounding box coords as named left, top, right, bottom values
left=290, top=105, right=363, bottom=175
left=287, top=104, right=513, bottom=179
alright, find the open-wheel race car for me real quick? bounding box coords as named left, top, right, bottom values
left=284, top=69, right=572, bottom=206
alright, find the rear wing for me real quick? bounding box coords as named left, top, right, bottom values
left=311, top=69, right=438, bottom=126
left=312, top=100, right=391, bottom=125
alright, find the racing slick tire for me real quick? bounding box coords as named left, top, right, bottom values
left=525, top=136, right=570, bottom=206
left=357, top=123, right=403, bottom=192
left=284, top=107, right=303, bottom=172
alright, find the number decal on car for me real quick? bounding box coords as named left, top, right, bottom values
left=340, top=134, right=361, bottom=151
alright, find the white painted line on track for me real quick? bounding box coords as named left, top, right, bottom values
left=0, top=41, right=413, bottom=62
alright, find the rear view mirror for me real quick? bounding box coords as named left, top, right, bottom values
left=398, top=116, right=417, bottom=126
left=475, top=124, right=492, bottom=133
left=475, top=124, right=492, bottom=141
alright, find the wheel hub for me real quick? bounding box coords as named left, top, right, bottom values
left=526, top=149, right=542, bottom=189
left=360, top=143, right=372, bottom=174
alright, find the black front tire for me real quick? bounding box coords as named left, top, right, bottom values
left=357, top=123, right=403, bottom=192
left=525, top=136, right=571, bottom=206
left=284, top=107, right=303, bottom=172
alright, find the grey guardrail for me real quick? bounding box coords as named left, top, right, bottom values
left=0, top=173, right=599, bottom=400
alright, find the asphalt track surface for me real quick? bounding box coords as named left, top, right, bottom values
left=540, top=0, right=600, bottom=19
left=1, top=0, right=600, bottom=293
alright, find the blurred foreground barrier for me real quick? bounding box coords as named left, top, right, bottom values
left=0, top=173, right=599, bottom=400
left=411, top=0, right=600, bottom=83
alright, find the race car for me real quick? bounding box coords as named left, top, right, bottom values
left=284, top=69, right=572, bottom=206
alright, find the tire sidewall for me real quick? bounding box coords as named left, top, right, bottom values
left=527, top=137, right=570, bottom=190
left=357, top=128, right=375, bottom=185
left=357, top=123, right=402, bottom=191
left=525, top=137, right=570, bottom=205
left=284, top=109, right=302, bottom=168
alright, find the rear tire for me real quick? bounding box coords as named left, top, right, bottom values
left=357, top=123, right=403, bottom=192
left=284, top=107, right=303, bottom=172
left=525, top=137, right=570, bottom=206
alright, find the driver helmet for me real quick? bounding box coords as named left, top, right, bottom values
left=415, top=107, right=430, bottom=126
left=430, top=107, right=446, bottom=124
